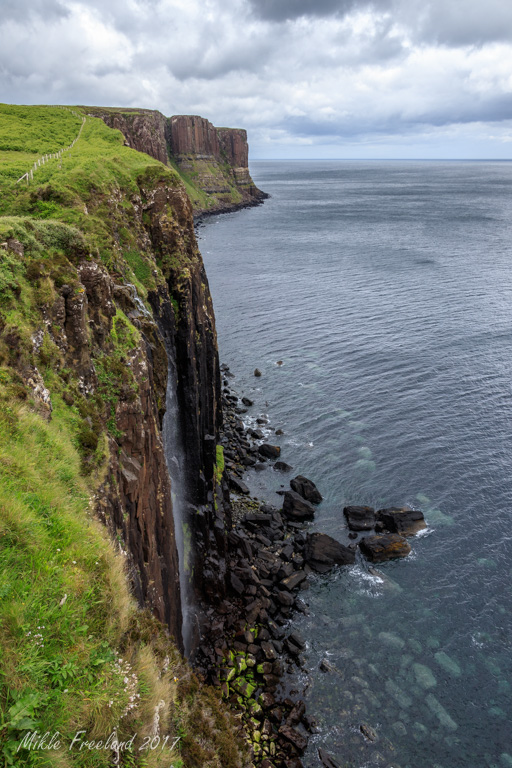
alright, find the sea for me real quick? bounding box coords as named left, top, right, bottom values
left=197, top=160, right=512, bottom=768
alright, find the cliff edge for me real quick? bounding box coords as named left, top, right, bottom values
left=85, top=107, right=267, bottom=217
left=0, top=104, right=248, bottom=768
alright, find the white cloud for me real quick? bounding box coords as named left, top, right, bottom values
left=0, top=0, right=512, bottom=157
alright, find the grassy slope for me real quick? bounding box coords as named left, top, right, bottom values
left=0, top=105, right=248, bottom=768
left=168, top=157, right=243, bottom=214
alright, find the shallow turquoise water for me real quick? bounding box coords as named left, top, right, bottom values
left=198, top=161, right=512, bottom=768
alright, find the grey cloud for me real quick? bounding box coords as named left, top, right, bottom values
left=1, top=0, right=68, bottom=21
left=281, top=91, right=512, bottom=142
left=249, top=0, right=512, bottom=47
left=1, top=0, right=512, bottom=158
left=414, top=0, right=512, bottom=46
left=247, top=0, right=396, bottom=22
left=247, top=0, right=358, bottom=21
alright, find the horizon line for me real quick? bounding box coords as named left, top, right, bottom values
left=251, top=157, right=512, bottom=162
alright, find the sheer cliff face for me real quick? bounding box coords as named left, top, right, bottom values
left=97, top=173, right=229, bottom=643
left=86, top=108, right=170, bottom=166
left=1, top=109, right=257, bottom=654
left=140, top=177, right=230, bottom=606
left=88, top=107, right=266, bottom=215
left=3, top=166, right=228, bottom=651
left=169, top=114, right=221, bottom=157
left=169, top=116, right=263, bottom=206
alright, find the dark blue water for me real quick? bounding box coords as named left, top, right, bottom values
left=198, top=161, right=512, bottom=768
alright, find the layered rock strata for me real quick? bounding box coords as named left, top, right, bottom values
left=87, top=107, right=267, bottom=216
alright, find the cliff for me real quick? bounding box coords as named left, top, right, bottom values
left=86, top=107, right=267, bottom=216
left=0, top=104, right=247, bottom=767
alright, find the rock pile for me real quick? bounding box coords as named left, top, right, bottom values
left=195, top=501, right=324, bottom=768
left=198, top=365, right=428, bottom=767
left=344, top=505, right=426, bottom=562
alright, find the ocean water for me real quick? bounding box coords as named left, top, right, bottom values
left=197, top=161, right=512, bottom=768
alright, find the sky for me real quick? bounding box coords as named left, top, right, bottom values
left=2, top=0, right=512, bottom=158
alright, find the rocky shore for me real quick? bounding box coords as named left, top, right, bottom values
left=195, top=364, right=427, bottom=768
left=195, top=365, right=426, bottom=768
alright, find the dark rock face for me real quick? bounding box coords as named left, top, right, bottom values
left=71, top=259, right=184, bottom=648
left=90, top=107, right=267, bottom=217
left=59, top=166, right=235, bottom=652
left=169, top=114, right=221, bottom=157
left=85, top=107, right=169, bottom=165
left=142, top=178, right=230, bottom=606
left=217, top=127, right=249, bottom=167
left=168, top=115, right=267, bottom=214
left=304, top=533, right=356, bottom=572
left=359, top=533, right=411, bottom=562
left=290, top=475, right=322, bottom=504
left=376, top=506, right=426, bottom=536
left=282, top=491, right=316, bottom=522
left=343, top=505, right=376, bottom=531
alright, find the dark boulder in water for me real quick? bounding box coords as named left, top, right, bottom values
left=359, top=723, right=378, bottom=742
left=304, top=532, right=355, bottom=572
left=376, top=506, right=426, bottom=536
left=343, top=505, right=376, bottom=531
left=258, top=443, right=281, bottom=459
left=274, top=460, right=293, bottom=472
left=359, top=533, right=411, bottom=562
left=318, top=747, right=341, bottom=768
left=282, top=490, right=316, bottom=521
left=290, top=475, right=322, bottom=504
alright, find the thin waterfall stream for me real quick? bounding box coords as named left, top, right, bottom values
left=162, top=340, right=194, bottom=657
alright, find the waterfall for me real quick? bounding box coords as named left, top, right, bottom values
left=162, top=352, right=194, bottom=657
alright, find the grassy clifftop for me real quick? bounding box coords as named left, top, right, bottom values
left=0, top=105, right=248, bottom=768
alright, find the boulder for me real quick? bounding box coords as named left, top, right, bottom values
left=360, top=723, right=378, bottom=742
left=229, top=572, right=245, bottom=596
left=304, top=533, right=355, bottom=572
left=227, top=474, right=250, bottom=495
left=254, top=368, right=262, bottom=377
left=290, top=475, right=322, bottom=504
left=359, top=533, right=411, bottom=562
left=258, top=443, right=281, bottom=459
left=343, top=505, right=375, bottom=531
left=278, top=724, right=308, bottom=752
left=376, top=506, right=426, bottom=536
left=274, top=461, right=293, bottom=472
left=282, top=491, right=316, bottom=521
left=281, top=571, right=307, bottom=591
left=318, top=748, right=341, bottom=768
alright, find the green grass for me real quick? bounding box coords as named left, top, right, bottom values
left=0, top=400, right=246, bottom=767
left=215, top=446, right=224, bottom=486
left=0, top=105, right=250, bottom=768
left=0, top=399, right=143, bottom=766
left=0, top=105, right=82, bottom=183
left=0, top=106, right=182, bottom=262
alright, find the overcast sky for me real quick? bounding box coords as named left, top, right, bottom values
left=2, top=0, right=512, bottom=158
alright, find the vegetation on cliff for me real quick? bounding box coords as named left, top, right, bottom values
left=83, top=107, right=266, bottom=217
left=0, top=104, right=247, bottom=768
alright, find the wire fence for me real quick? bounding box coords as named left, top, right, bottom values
left=16, top=108, right=86, bottom=185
